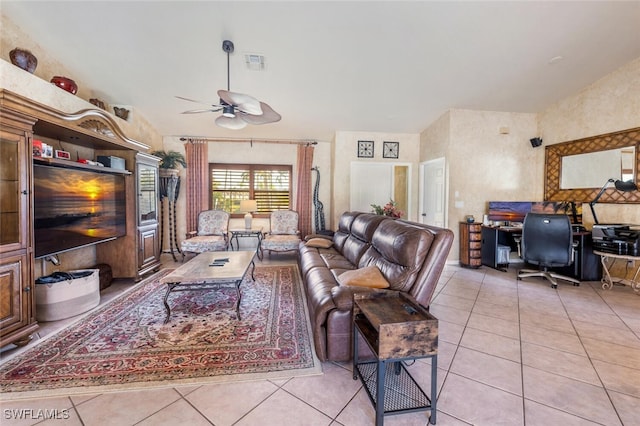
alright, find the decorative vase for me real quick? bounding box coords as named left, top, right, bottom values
left=113, top=107, right=130, bottom=120
left=50, top=76, right=78, bottom=95
left=9, top=48, right=38, bottom=73
left=159, top=168, right=179, bottom=178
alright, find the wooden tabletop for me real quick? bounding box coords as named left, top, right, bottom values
left=161, top=251, right=255, bottom=283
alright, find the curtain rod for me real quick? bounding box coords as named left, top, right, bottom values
left=180, top=137, right=317, bottom=146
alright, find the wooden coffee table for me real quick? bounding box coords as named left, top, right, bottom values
left=160, top=251, right=256, bottom=323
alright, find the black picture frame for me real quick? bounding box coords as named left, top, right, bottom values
left=383, top=141, right=399, bottom=159
left=357, top=140, right=374, bottom=158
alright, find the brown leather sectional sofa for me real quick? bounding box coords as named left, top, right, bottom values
left=298, top=211, right=454, bottom=362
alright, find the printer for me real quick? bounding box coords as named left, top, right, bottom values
left=592, top=224, right=640, bottom=256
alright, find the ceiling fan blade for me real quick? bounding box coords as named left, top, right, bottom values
left=218, top=90, right=262, bottom=115
left=181, top=107, right=223, bottom=114
left=239, top=102, right=281, bottom=125
left=215, top=115, right=247, bottom=130
left=175, top=95, right=217, bottom=105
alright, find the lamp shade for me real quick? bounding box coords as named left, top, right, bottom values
left=239, top=200, right=258, bottom=212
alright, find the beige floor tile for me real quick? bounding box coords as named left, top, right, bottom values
left=186, top=379, right=279, bottom=425
left=522, top=366, right=620, bottom=426
left=608, top=390, right=640, bottom=426
left=523, top=399, right=602, bottom=425
left=0, top=397, right=76, bottom=426
left=431, top=293, right=475, bottom=312
left=449, top=346, right=522, bottom=395
left=476, top=291, right=518, bottom=308
left=439, top=278, right=481, bottom=300
left=234, top=389, right=332, bottom=426
left=519, top=323, right=585, bottom=355
left=581, top=336, right=640, bottom=370
left=437, top=373, right=524, bottom=425
left=459, top=327, right=521, bottom=362
left=466, top=311, right=520, bottom=339
left=572, top=320, right=640, bottom=349
left=518, top=309, right=575, bottom=335
left=438, top=320, right=465, bottom=345
left=428, top=304, right=471, bottom=326
left=136, top=398, right=211, bottom=426
left=521, top=342, right=600, bottom=385
left=73, top=388, right=182, bottom=426
left=283, top=362, right=361, bottom=418
left=592, top=359, right=640, bottom=398
left=471, top=299, right=520, bottom=322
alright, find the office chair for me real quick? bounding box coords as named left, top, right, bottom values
left=517, top=213, right=580, bottom=289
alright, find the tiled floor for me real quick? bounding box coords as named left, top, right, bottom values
left=1, top=254, right=639, bottom=425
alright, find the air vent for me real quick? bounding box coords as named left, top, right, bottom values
left=244, top=54, right=265, bottom=71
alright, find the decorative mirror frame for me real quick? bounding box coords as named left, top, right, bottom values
left=544, top=127, right=640, bottom=203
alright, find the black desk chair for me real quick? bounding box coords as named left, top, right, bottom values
left=517, top=213, right=580, bottom=289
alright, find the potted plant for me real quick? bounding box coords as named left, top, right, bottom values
left=151, top=150, right=187, bottom=177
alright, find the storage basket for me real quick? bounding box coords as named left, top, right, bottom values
left=35, top=269, right=100, bottom=321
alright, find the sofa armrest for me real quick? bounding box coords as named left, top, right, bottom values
left=331, top=285, right=377, bottom=310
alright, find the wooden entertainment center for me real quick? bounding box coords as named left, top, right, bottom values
left=0, top=90, right=161, bottom=347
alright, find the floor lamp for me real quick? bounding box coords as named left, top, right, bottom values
left=589, top=179, right=637, bottom=224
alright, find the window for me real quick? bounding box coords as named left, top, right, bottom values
left=210, top=164, right=292, bottom=216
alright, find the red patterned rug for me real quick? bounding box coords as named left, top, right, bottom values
left=0, top=265, right=321, bottom=400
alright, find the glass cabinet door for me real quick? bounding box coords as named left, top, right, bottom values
left=137, top=164, right=157, bottom=225
left=0, top=131, right=27, bottom=252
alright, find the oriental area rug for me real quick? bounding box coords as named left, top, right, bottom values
left=0, top=265, right=321, bottom=400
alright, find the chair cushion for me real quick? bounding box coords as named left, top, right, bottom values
left=270, top=210, right=299, bottom=235
left=181, top=235, right=227, bottom=252
left=198, top=211, right=229, bottom=236
left=262, top=234, right=301, bottom=252
left=306, top=238, right=333, bottom=249
left=337, top=265, right=390, bottom=289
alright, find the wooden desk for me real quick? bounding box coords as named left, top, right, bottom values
left=481, top=226, right=601, bottom=280
left=594, top=250, right=640, bottom=294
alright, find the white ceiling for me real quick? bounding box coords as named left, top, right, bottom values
left=3, top=1, right=640, bottom=142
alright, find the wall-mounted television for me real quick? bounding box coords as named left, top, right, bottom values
left=33, top=164, right=126, bottom=258
left=487, top=201, right=582, bottom=224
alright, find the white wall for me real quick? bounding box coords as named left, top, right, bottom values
left=333, top=131, right=420, bottom=224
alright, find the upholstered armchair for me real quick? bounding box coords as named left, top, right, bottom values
left=181, top=210, right=230, bottom=261
left=259, top=210, right=301, bottom=259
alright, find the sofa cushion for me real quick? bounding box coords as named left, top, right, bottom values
left=338, top=266, right=390, bottom=289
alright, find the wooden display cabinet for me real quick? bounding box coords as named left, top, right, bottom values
left=0, top=89, right=155, bottom=346
left=0, top=109, right=38, bottom=347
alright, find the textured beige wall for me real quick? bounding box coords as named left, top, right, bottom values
left=333, top=131, right=421, bottom=224
left=1, top=15, right=162, bottom=149
left=540, top=57, right=640, bottom=227
left=421, top=110, right=538, bottom=261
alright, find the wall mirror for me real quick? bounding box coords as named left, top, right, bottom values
left=545, top=127, right=640, bottom=203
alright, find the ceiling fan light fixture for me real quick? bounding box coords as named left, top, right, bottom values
left=222, top=105, right=236, bottom=118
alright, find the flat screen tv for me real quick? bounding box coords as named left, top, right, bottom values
left=33, top=164, right=126, bottom=258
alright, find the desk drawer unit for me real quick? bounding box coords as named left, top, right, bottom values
left=459, top=222, right=482, bottom=268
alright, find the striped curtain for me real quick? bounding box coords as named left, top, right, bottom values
left=184, top=140, right=209, bottom=235
left=295, top=144, right=314, bottom=237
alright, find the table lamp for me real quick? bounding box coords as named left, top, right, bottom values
left=240, top=200, right=258, bottom=229
left=589, top=178, right=637, bottom=224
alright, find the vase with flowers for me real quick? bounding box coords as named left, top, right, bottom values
left=370, top=200, right=403, bottom=218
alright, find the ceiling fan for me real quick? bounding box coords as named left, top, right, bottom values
left=177, top=40, right=281, bottom=130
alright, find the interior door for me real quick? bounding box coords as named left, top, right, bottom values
left=420, top=158, right=446, bottom=227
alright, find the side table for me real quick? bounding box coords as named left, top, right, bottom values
left=594, top=250, right=640, bottom=294
left=229, top=227, right=263, bottom=254
left=352, top=291, right=438, bottom=425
